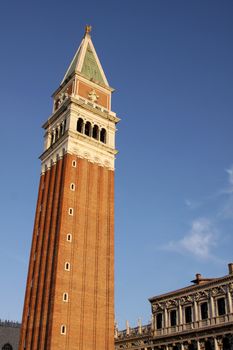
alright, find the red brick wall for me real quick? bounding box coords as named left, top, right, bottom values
left=77, top=81, right=110, bottom=109
left=19, top=154, right=114, bottom=350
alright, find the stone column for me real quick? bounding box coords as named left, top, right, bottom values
left=126, top=320, right=130, bottom=336
left=164, top=308, right=168, bottom=331
left=213, top=338, right=218, bottom=350
left=209, top=295, right=215, bottom=323
left=44, top=131, right=52, bottom=150
left=178, top=301, right=183, bottom=326
left=217, top=338, right=223, bottom=350
left=193, top=300, right=198, bottom=323
left=114, top=321, right=118, bottom=339
left=138, top=318, right=142, bottom=334
left=227, top=286, right=233, bottom=314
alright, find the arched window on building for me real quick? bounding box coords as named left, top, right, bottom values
left=61, top=325, right=66, bottom=335
left=100, top=128, right=106, bottom=143
left=85, top=121, right=91, bottom=136
left=200, top=302, right=208, bottom=320
left=77, top=118, right=84, bottom=133
left=185, top=306, right=192, bottom=323
left=92, top=125, right=99, bottom=140
left=217, top=297, right=226, bottom=316
left=223, top=337, right=230, bottom=350
left=170, top=309, right=177, bottom=326
left=205, top=341, right=213, bottom=350
left=63, top=292, right=69, bottom=302
left=2, top=344, right=13, bottom=350
left=156, top=313, right=162, bottom=329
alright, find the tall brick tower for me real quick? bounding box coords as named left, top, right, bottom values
left=19, top=26, right=119, bottom=350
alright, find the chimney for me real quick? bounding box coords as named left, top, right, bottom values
left=126, top=320, right=130, bottom=335
left=228, top=263, right=233, bottom=275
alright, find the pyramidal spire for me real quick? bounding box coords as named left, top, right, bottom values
left=61, top=25, right=109, bottom=86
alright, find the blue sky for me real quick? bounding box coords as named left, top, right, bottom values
left=0, top=0, right=233, bottom=329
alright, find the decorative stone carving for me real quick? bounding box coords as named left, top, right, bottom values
left=165, top=299, right=178, bottom=308
left=228, top=283, right=233, bottom=292
left=88, top=89, right=99, bottom=102
left=181, top=295, right=194, bottom=304
left=217, top=338, right=223, bottom=350
left=152, top=303, right=163, bottom=312
left=199, top=341, right=205, bottom=350
left=211, top=286, right=227, bottom=296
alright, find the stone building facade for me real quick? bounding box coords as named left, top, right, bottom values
left=115, top=264, right=233, bottom=350
left=0, top=321, right=20, bottom=350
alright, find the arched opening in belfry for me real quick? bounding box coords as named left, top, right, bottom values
left=205, top=340, right=213, bottom=350
left=92, top=125, right=99, bottom=140
left=223, top=337, right=230, bottom=350
left=77, top=118, right=84, bottom=133
left=85, top=121, right=92, bottom=136
left=55, top=128, right=59, bottom=141
left=2, top=344, right=13, bottom=350
left=100, top=128, right=106, bottom=143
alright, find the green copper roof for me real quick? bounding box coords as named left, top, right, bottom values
left=81, top=44, right=105, bottom=84
left=63, top=45, right=81, bottom=82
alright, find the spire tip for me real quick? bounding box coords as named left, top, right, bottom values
left=85, top=25, right=92, bottom=36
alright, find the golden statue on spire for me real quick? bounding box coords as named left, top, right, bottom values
left=85, top=25, right=92, bottom=35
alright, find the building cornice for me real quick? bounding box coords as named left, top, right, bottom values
left=42, top=96, right=120, bottom=130
left=149, top=275, right=233, bottom=303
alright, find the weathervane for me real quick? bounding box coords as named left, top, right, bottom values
left=85, top=25, right=92, bottom=35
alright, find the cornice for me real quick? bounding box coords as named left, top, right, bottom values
left=42, top=100, right=69, bottom=129
left=68, top=129, right=118, bottom=155
left=39, top=132, right=68, bottom=161
left=39, top=129, right=117, bottom=162
left=76, top=72, right=115, bottom=92
left=69, top=96, right=120, bottom=123
left=42, top=96, right=120, bottom=130
left=52, top=71, right=114, bottom=98
left=149, top=275, right=233, bottom=304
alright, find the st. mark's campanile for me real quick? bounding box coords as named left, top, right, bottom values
left=19, top=26, right=119, bottom=350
